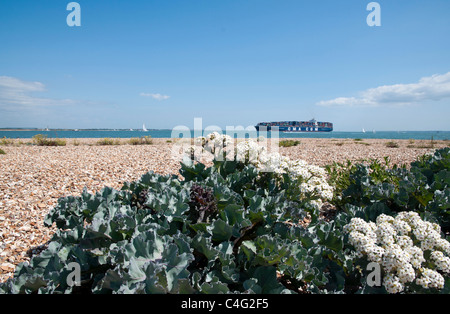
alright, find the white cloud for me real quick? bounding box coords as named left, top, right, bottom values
left=317, top=72, right=450, bottom=107
left=140, top=92, right=170, bottom=101
left=0, top=76, right=74, bottom=108
left=0, top=76, right=45, bottom=92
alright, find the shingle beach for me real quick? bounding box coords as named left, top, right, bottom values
left=0, top=138, right=448, bottom=282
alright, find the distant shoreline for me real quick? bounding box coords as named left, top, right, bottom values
left=1, top=129, right=449, bottom=141
left=1, top=129, right=448, bottom=132
left=1, top=137, right=449, bottom=148
left=0, top=129, right=158, bottom=131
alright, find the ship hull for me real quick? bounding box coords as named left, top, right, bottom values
left=255, top=126, right=333, bottom=132
left=255, top=119, right=333, bottom=133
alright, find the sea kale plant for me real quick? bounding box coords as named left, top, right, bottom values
left=329, top=147, right=450, bottom=293
left=326, top=148, right=450, bottom=233
left=0, top=133, right=448, bottom=294
left=192, top=132, right=334, bottom=214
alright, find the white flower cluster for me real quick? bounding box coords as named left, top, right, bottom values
left=184, top=132, right=234, bottom=162
left=201, top=132, right=234, bottom=155
left=189, top=133, right=334, bottom=208
left=344, top=212, right=450, bottom=293
left=235, top=140, right=333, bottom=207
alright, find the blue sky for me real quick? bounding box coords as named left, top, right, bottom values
left=0, top=0, right=449, bottom=131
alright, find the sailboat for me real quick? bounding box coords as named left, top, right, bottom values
left=142, top=124, right=148, bottom=132
left=362, top=128, right=366, bottom=133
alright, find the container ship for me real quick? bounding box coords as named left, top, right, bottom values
left=255, top=119, right=333, bottom=133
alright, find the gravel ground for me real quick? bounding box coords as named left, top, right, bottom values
left=0, top=138, right=447, bottom=282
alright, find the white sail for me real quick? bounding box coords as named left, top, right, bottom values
left=143, top=124, right=148, bottom=132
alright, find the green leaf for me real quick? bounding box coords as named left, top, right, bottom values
left=251, top=266, right=286, bottom=294
left=162, top=244, right=194, bottom=292
left=191, top=233, right=219, bottom=261
left=128, top=257, right=147, bottom=284
left=123, top=231, right=165, bottom=265
left=199, top=280, right=229, bottom=294
left=208, top=219, right=233, bottom=242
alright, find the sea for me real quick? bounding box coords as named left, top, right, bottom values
left=0, top=129, right=449, bottom=141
